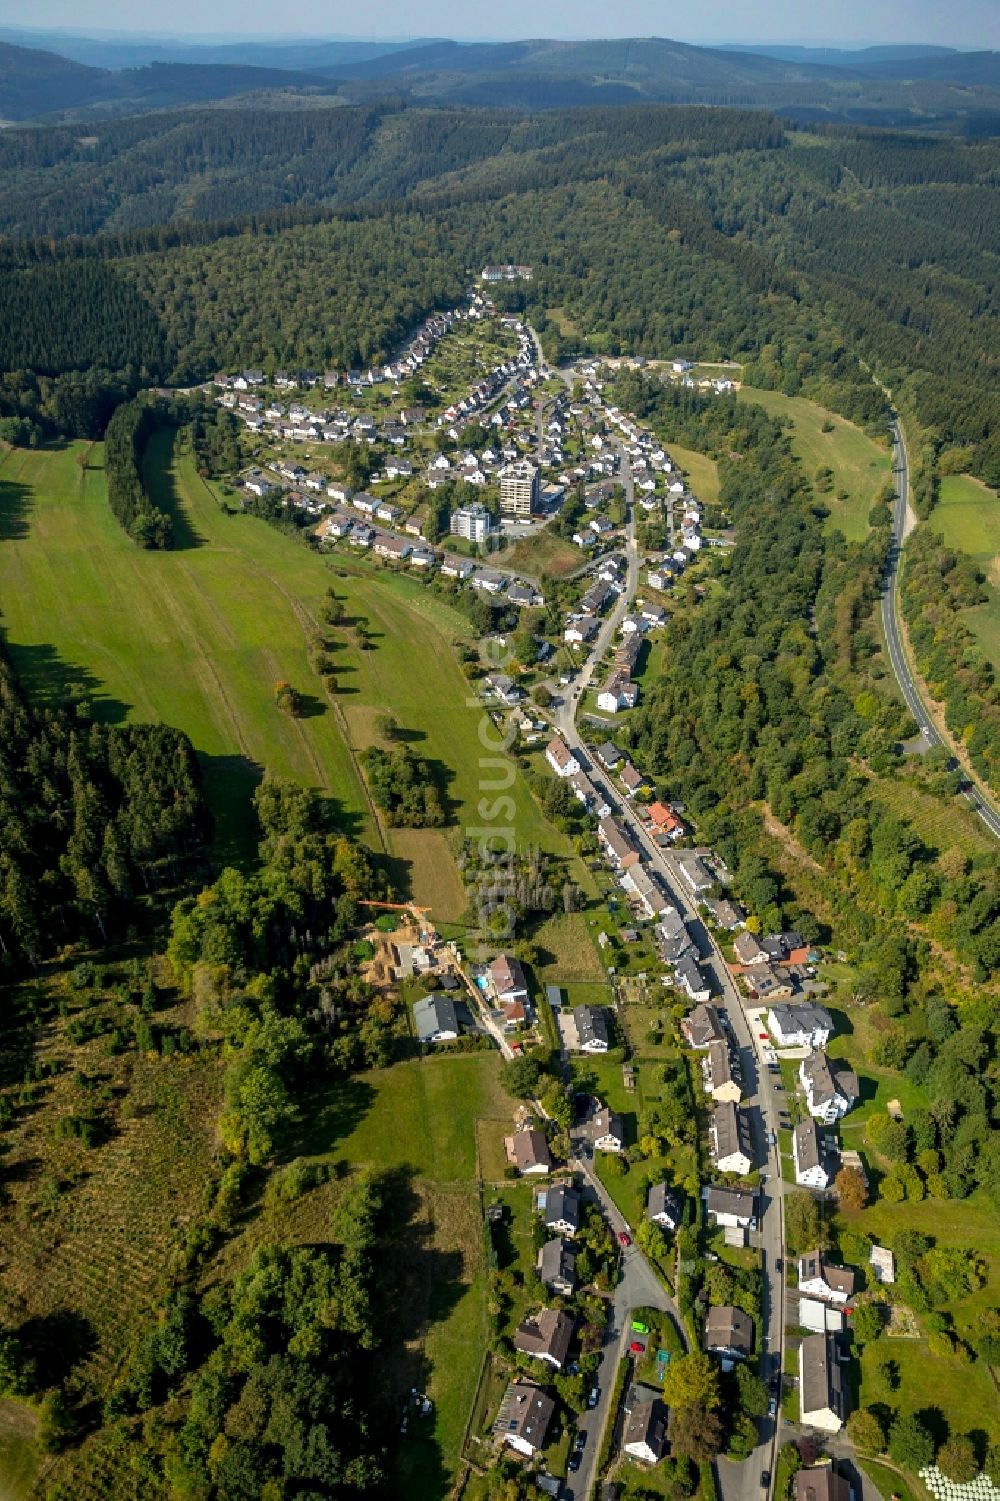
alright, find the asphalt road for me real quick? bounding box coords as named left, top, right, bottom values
left=881, top=420, right=1000, bottom=840
left=541, top=390, right=788, bottom=1500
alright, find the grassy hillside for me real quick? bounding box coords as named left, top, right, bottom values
left=932, top=472, right=1000, bottom=669
left=0, top=434, right=569, bottom=910
left=737, top=385, right=892, bottom=541
left=667, top=442, right=721, bottom=507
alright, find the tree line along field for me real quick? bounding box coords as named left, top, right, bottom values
left=736, top=385, right=893, bottom=542
left=932, top=472, right=1000, bottom=670
left=0, top=432, right=575, bottom=915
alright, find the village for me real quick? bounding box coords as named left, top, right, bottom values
left=210, top=277, right=884, bottom=1501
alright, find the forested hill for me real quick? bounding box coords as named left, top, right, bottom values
left=0, top=41, right=336, bottom=121
left=1, top=33, right=998, bottom=127
left=1, top=104, right=997, bottom=491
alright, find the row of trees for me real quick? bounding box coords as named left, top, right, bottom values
left=103, top=399, right=173, bottom=548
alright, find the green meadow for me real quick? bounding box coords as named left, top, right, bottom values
left=737, top=386, right=892, bottom=541
left=0, top=434, right=570, bottom=906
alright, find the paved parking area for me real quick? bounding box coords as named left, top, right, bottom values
left=557, top=1010, right=581, bottom=1052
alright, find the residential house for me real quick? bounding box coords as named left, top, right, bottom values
left=703, top=1305, right=754, bottom=1361
left=514, top=1308, right=575, bottom=1369
left=705, top=1186, right=756, bottom=1229
left=375, top=500, right=403, bottom=524
left=733, top=932, right=769, bottom=967
left=622, top=1398, right=669, bottom=1465
left=588, top=1106, right=625, bottom=1153
left=569, top=770, right=611, bottom=818
left=762, top=931, right=810, bottom=964
left=473, top=569, right=507, bottom=595
left=682, top=1003, right=725, bottom=1051
left=793, top=1119, right=831, bottom=1190
left=656, top=909, right=696, bottom=968
left=622, top=864, right=670, bottom=919
left=677, top=857, right=714, bottom=895
left=742, top=965, right=794, bottom=1003
left=574, top=1005, right=610, bottom=1053
left=768, top=1004, right=834, bottom=1050
left=800, top=1052, right=859, bottom=1124
left=440, top=555, right=475, bottom=579
left=409, top=546, right=436, bottom=568
left=501, top=999, right=528, bottom=1030
left=596, top=742, right=625, bottom=770
left=413, top=995, right=460, bottom=1044
left=488, top=954, right=529, bottom=1004
left=498, top=1381, right=556, bottom=1457
left=620, top=763, right=647, bottom=798
left=704, top=898, right=745, bottom=931
left=483, top=673, right=524, bottom=706
left=543, top=1183, right=582, bottom=1238
left=323, top=512, right=353, bottom=538
left=374, top=534, right=411, bottom=562
left=648, top=802, right=685, bottom=840
left=564, top=617, right=599, bottom=645
left=537, top=1238, right=577, bottom=1297
left=798, top=1334, right=845, bottom=1432
left=597, top=816, right=639, bottom=870
left=675, top=954, right=711, bottom=1004
left=506, top=1127, right=551, bottom=1176
left=647, top=1183, right=682, bottom=1230
left=349, top=523, right=375, bottom=548
left=546, top=736, right=581, bottom=778
left=794, top=1465, right=852, bottom=1501
left=597, top=670, right=638, bottom=714
left=706, top=1040, right=742, bottom=1104
left=710, top=1102, right=754, bottom=1175
left=798, top=1253, right=856, bottom=1305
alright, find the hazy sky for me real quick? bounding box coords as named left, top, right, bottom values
left=5, top=0, right=999, bottom=48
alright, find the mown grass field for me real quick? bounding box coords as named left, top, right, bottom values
left=932, top=472, right=1000, bottom=669
left=298, top=1054, right=511, bottom=1501
left=0, top=436, right=572, bottom=910
left=668, top=443, right=720, bottom=507
left=737, top=386, right=892, bottom=541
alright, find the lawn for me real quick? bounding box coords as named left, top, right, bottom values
left=668, top=443, right=720, bottom=507
left=0, top=436, right=574, bottom=906
left=840, top=1191, right=1000, bottom=1452
left=736, top=386, right=892, bottom=542
left=932, top=472, right=1000, bottom=670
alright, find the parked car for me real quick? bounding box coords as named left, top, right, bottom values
left=768, top=1396, right=778, bottom=1418
left=618, top=1231, right=631, bottom=1247
left=588, top=1385, right=600, bottom=1409
left=761, top=1473, right=771, bottom=1489
left=568, top=1451, right=582, bottom=1473
left=574, top=1429, right=588, bottom=1451
left=631, top=1320, right=650, bottom=1334
left=629, top=1340, right=645, bottom=1354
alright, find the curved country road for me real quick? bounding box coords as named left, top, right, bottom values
left=881, top=419, right=1000, bottom=841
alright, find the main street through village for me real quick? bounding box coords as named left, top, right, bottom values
left=532, top=376, right=792, bottom=1501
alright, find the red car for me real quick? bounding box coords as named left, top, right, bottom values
left=618, top=1231, right=631, bottom=1247
left=629, top=1340, right=645, bottom=1355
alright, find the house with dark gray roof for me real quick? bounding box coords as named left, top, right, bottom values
left=647, top=1182, right=682, bottom=1230
left=703, top=1305, right=754, bottom=1360
left=574, top=1005, right=610, bottom=1053
left=798, top=1334, right=845, bottom=1432
left=543, top=1183, right=582, bottom=1237
left=537, top=1238, right=577, bottom=1296
left=623, top=1396, right=669, bottom=1464
left=413, top=995, right=459, bottom=1044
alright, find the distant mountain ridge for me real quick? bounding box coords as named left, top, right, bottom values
left=0, top=33, right=997, bottom=125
